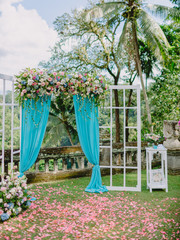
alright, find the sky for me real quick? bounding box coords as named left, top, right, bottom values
left=0, top=0, right=174, bottom=76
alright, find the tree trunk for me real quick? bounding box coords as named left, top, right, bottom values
left=114, top=77, right=121, bottom=142
left=126, top=88, right=133, bottom=142
left=132, top=20, right=153, bottom=132
left=64, top=123, right=74, bottom=146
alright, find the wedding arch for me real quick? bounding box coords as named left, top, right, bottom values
left=0, top=69, right=141, bottom=192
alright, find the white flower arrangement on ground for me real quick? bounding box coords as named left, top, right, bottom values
left=0, top=167, right=34, bottom=222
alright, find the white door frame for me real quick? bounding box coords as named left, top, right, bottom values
left=100, top=85, right=141, bottom=191
left=0, top=74, right=21, bottom=176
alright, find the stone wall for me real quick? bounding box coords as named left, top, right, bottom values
left=163, top=120, right=180, bottom=174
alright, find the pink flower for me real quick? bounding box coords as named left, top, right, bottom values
left=1, top=187, right=6, bottom=191
left=56, top=82, right=61, bottom=86
left=23, top=73, right=28, bottom=77
left=39, top=71, right=43, bottom=75
left=22, top=89, right=27, bottom=93
left=32, top=76, right=36, bottom=80
left=78, top=74, right=83, bottom=79
left=0, top=209, right=3, bottom=215
left=18, top=84, right=22, bottom=89
left=41, top=82, right=46, bottom=86
left=53, top=72, right=57, bottom=76
left=48, top=77, right=52, bottom=82
left=45, top=82, right=49, bottom=86
left=22, top=183, right=26, bottom=188
left=60, top=72, right=64, bottom=76
left=36, top=90, right=40, bottom=93
left=27, top=94, right=31, bottom=98
left=21, top=92, right=24, bottom=96
left=84, top=73, right=87, bottom=76
left=178, top=120, right=180, bottom=126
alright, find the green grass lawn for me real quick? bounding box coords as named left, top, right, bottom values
left=0, top=171, right=180, bottom=240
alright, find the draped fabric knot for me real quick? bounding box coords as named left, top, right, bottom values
left=18, top=172, right=24, bottom=178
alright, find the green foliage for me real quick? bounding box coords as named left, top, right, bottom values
left=138, top=39, right=157, bottom=79
left=148, top=69, right=180, bottom=135
left=43, top=95, right=78, bottom=147
left=161, top=23, right=180, bottom=71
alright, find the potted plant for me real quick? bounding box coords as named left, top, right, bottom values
left=144, top=133, right=165, bottom=149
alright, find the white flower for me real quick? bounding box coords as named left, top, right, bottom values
left=10, top=188, right=16, bottom=195
left=99, top=88, right=103, bottom=93
left=6, top=194, right=12, bottom=199
left=17, top=207, right=22, bottom=213
left=94, top=80, right=99, bottom=84
left=0, top=198, right=3, bottom=203
left=61, top=79, right=65, bottom=85
left=28, top=79, right=34, bottom=85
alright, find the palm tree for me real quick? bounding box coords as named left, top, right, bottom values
left=84, top=0, right=175, bottom=132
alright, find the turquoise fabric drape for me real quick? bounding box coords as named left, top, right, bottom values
left=19, top=96, right=51, bottom=177
left=73, top=95, right=108, bottom=193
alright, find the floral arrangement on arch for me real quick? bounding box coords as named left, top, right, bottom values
left=144, top=133, right=165, bottom=145
left=15, top=68, right=55, bottom=104
left=15, top=68, right=108, bottom=105
left=0, top=168, right=35, bottom=222
left=53, top=72, right=108, bottom=105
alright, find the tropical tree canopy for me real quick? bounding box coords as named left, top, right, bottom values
left=41, top=0, right=176, bottom=141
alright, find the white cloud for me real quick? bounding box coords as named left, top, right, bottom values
left=0, top=0, right=58, bottom=75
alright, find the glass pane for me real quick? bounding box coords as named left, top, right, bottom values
left=0, top=106, right=2, bottom=130
left=5, top=80, right=12, bottom=103
left=13, top=105, right=20, bottom=128
left=101, top=168, right=110, bottom=186
left=99, top=108, right=110, bottom=127
left=99, top=127, right=110, bottom=146
left=125, top=150, right=137, bottom=167
left=125, top=89, right=137, bottom=107
left=0, top=79, right=3, bottom=103
left=112, top=150, right=124, bottom=167
left=126, top=170, right=137, bottom=187
left=5, top=106, right=11, bottom=149
left=112, top=109, right=124, bottom=144
left=100, top=148, right=110, bottom=166
left=13, top=129, right=20, bottom=149
left=125, top=109, right=137, bottom=127
left=112, top=89, right=123, bottom=107
left=126, top=128, right=137, bottom=145
left=112, top=171, right=124, bottom=187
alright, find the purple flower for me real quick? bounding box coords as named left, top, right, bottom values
left=178, top=120, right=180, bottom=127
